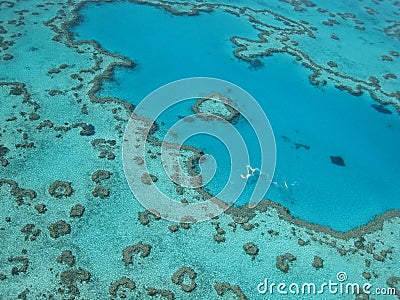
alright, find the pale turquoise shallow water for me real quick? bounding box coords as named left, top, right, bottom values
left=72, top=1, right=400, bottom=231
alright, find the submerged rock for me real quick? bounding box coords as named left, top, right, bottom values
left=330, top=155, right=345, bottom=167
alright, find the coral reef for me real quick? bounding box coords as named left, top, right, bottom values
left=122, top=243, right=152, bottom=266
left=20, top=223, right=41, bottom=241
left=386, top=277, right=400, bottom=297
left=312, top=255, right=323, bottom=269
left=371, top=104, right=392, bottom=114
left=276, top=253, right=297, bottom=273
left=91, top=185, right=109, bottom=198
left=168, top=224, right=179, bottom=232
left=0, top=179, right=36, bottom=205
left=75, top=122, right=95, bottom=136
left=0, top=1, right=399, bottom=298
left=57, top=250, right=76, bottom=267
left=48, top=220, right=71, bottom=238
left=243, top=242, right=259, bottom=260
left=214, top=282, right=247, bottom=299
left=91, top=170, right=112, bottom=183
left=48, top=180, right=73, bottom=198
left=192, top=93, right=239, bottom=123
left=138, top=209, right=161, bottom=225
left=60, top=268, right=91, bottom=295
left=34, top=204, right=47, bottom=214
left=91, top=138, right=117, bottom=160
left=141, top=172, right=158, bottom=185
left=0, top=144, right=9, bottom=167
left=146, top=287, right=175, bottom=299
left=213, top=234, right=226, bottom=243
left=109, top=277, right=136, bottom=297
left=330, top=155, right=345, bottom=167
left=69, top=204, right=85, bottom=218
left=8, top=257, right=29, bottom=275
left=171, top=266, right=197, bottom=292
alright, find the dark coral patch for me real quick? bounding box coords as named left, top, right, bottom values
left=171, top=266, right=197, bottom=292
left=48, top=181, right=73, bottom=198
left=57, top=250, right=75, bottom=267
left=60, top=269, right=91, bottom=295
left=8, top=257, right=29, bottom=275
left=92, top=185, right=109, bottom=198
left=70, top=204, right=85, bottom=218
left=122, top=243, right=152, bottom=266
left=49, top=220, right=71, bottom=238
left=312, top=256, right=324, bottom=269
left=34, top=204, right=47, bottom=214
left=276, top=253, right=296, bottom=273
left=91, top=170, right=112, bottom=183
left=109, top=277, right=135, bottom=297
left=214, top=282, right=247, bottom=299
left=243, top=242, right=259, bottom=260
left=146, top=287, right=175, bottom=299
left=330, top=155, right=345, bottom=167
left=371, top=104, right=392, bottom=114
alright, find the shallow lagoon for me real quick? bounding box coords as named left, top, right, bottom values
left=73, top=1, right=400, bottom=231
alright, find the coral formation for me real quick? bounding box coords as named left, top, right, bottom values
left=109, top=277, right=136, bottom=297
left=312, top=256, right=323, bottom=269
left=213, top=234, right=226, bottom=243
left=138, top=210, right=161, bottom=225
left=48, top=180, right=74, bottom=198
left=214, top=282, right=247, bottom=299
left=91, top=170, right=112, bottom=183
left=146, top=287, right=175, bottom=299
left=91, top=185, right=109, bottom=198
left=192, top=93, right=239, bottom=122
left=171, top=266, right=197, bottom=292
left=141, top=172, right=158, bottom=185
left=330, top=155, right=345, bottom=167
left=243, top=242, right=259, bottom=260
left=371, top=104, right=392, bottom=114
left=1, top=1, right=399, bottom=298
left=0, top=145, right=9, bottom=167
left=122, top=243, right=152, bottom=266
left=60, top=268, right=91, bottom=295
left=276, top=253, right=297, bottom=273
left=168, top=224, right=179, bottom=232
left=20, top=223, right=41, bottom=241
left=8, top=257, right=29, bottom=275
left=70, top=204, right=85, bottom=218
left=48, top=220, right=71, bottom=238
left=91, top=138, right=117, bottom=160
left=386, top=277, right=400, bottom=297
left=57, top=250, right=76, bottom=267
left=0, top=179, right=36, bottom=205
left=34, top=204, right=47, bottom=214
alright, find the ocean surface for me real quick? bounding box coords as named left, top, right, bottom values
left=73, top=1, right=400, bottom=231
left=1, top=0, right=400, bottom=299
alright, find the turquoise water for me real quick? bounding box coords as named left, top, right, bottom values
left=72, top=2, right=400, bottom=231
left=1, top=0, right=400, bottom=299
